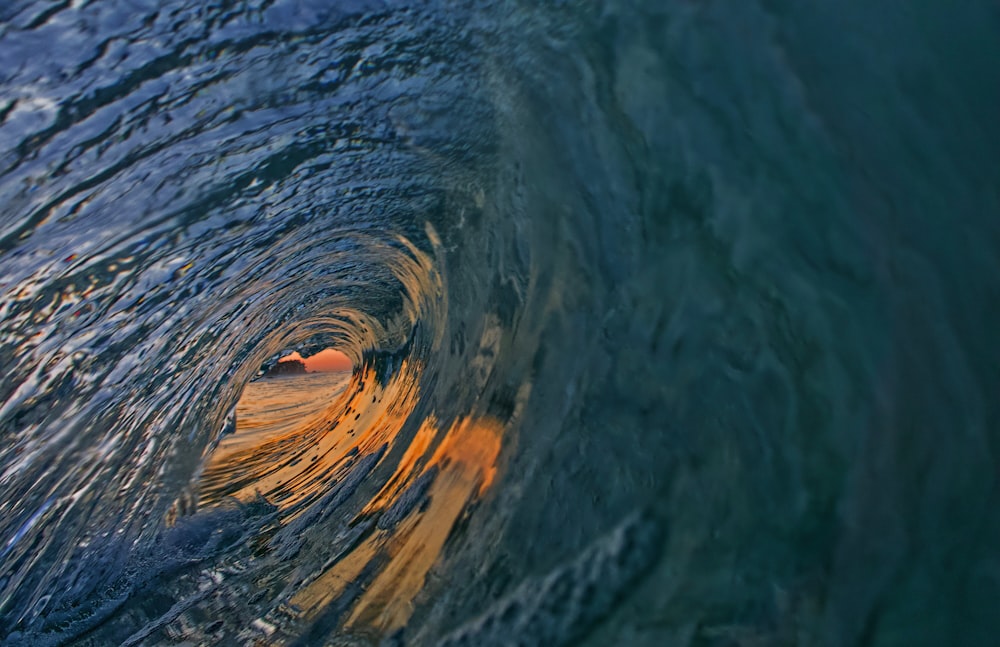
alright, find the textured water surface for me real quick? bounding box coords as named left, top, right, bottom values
left=1, top=1, right=999, bottom=645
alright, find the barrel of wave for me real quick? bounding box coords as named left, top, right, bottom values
left=197, top=348, right=357, bottom=510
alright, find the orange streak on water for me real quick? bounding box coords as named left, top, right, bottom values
left=360, top=414, right=438, bottom=516
left=345, top=416, right=503, bottom=632
left=291, top=416, right=504, bottom=635
left=198, top=360, right=421, bottom=516
left=197, top=351, right=506, bottom=639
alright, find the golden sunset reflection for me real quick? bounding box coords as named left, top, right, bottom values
left=291, top=415, right=504, bottom=633
left=199, top=359, right=418, bottom=512
left=196, top=349, right=509, bottom=640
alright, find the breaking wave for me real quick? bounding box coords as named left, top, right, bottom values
left=1, top=1, right=998, bottom=645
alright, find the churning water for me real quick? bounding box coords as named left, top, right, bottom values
left=1, top=1, right=999, bottom=645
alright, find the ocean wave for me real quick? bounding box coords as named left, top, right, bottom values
left=2, top=1, right=999, bottom=645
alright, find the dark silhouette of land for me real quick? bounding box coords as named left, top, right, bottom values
left=263, top=358, right=307, bottom=377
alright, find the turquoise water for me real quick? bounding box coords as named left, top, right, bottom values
left=0, top=1, right=998, bottom=645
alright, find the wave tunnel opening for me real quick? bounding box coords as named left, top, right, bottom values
left=195, top=347, right=355, bottom=508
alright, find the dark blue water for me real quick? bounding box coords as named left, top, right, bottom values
left=1, top=1, right=998, bottom=645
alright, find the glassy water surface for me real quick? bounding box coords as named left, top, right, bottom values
left=0, top=1, right=998, bottom=645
